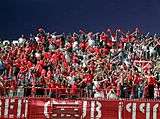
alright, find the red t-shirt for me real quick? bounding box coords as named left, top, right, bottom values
left=35, top=64, right=43, bottom=74
left=101, top=48, right=109, bottom=56
left=79, top=41, right=87, bottom=50
left=100, top=34, right=108, bottom=42
left=71, top=84, right=78, bottom=94
left=94, top=47, right=100, bottom=55
left=121, top=37, right=128, bottom=43
left=41, top=69, right=46, bottom=77
left=51, top=53, right=58, bottom=64
left=72, top=55, right=78, bottom=64
left=43, top=52, right=51, bottom=59
left=47, top=70, right=52, bottom=78
left=20, top=66, right=27, bottom=73
left=38, top=60, right=45, bottom=67
left=84, top=74, right=93, bottom=84
left=27, top=61, right=32, bottom=69
left=107, top=39, right=113, bottom=47
left=148, top=76, right=156, bottom=85
left=127, top=74, right=133, bottom=82
left=133, top=74, right=141, bottom=85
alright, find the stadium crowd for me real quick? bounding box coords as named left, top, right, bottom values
left=0, top=28, right=160, bottom=99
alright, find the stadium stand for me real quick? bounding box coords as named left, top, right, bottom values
left=0, top=28, right=160, bottom=100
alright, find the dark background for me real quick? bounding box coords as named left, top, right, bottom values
left=0, top=0, right=160, bottom=39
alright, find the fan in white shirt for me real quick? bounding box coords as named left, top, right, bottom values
left=106, top=89, right=118, bottom=99
left=72, top=41, right=78, bottom=51
left=18, top=35, right=26, bottom=44
left=149, top=46, right=155, bottom=56
left=88, top=38, right=95, bottom=47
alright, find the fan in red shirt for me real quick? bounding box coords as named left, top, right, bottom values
left=147, top=74, right=157, bottom=99
left=79, top=41, right=87, bottom=52
left=100, top=32, right=108, bottom=43
left=83, top=70, right=94, bottom=97
left=84, top=72, right=93, bottom=85
left=131, top=72, right=141, bottom=98
left=70, top=83, right=78, bottom=97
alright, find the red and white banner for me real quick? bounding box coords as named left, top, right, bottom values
left=0, top=98, right=160, bottom=119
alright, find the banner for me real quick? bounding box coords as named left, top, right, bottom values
left=0, top=98, right=160, bottom=119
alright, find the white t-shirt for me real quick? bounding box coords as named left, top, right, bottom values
left=73, top=41, right=78, bottom=48
left=67, top=76, right=75, bottom=85
left=93, top=81, right=99, bottom=90
left=111, top=36, right=117, bottom=42
left=12, top=40, right=19, bottom=45
left=82, top=54, right=88, bottom=67
left=51, top=34, right=56, bottom=39
left=18, top=38, right=26, bottom=44
left=149, top=46, right=155, bottom=54
left=107, top=91, right=118, bottom=99
left=35, top=52, right=41, bottom=59
left=88, top=39, right=95, bottom=46
left=64, top=51, right=70, bottom=62
left=142, top=45, right=147, bottom=51
left=35, top=37, right=39, bottom=42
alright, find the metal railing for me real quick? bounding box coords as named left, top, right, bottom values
left=2, top=86, right=160, bottom=100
